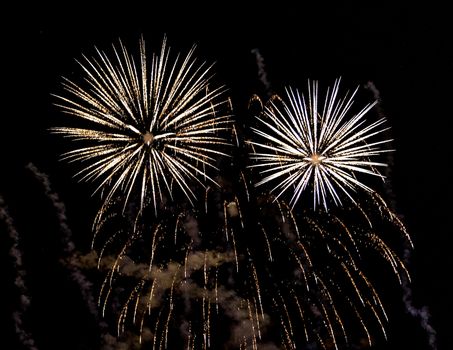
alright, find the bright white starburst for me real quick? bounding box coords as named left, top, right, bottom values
left=248, top=78, right=390, bottom=209
left=52, top=37, right=232, bottom=213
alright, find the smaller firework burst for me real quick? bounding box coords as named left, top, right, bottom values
left=52, top=37, right=232, bottom=214
left=248, top=78, right=390, bottom=209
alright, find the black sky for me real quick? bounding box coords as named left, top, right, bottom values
left=2, top=2, right=452, bottom=349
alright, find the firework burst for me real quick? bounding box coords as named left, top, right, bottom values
left=50, top=38, right=414, bottom=349
left=248, top=78, right=390, bottom=209
left=52, top=37, right=232, bottom=213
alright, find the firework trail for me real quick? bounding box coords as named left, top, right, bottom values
left=26, top=163, right=100, bottom=321
left=364, top=82, right=395, bottom=202
left=52, top=36, right=232, bottom=214
left=248, top=78, right=390, bottom=210
left=251, top=48, right=272, bottom=96
left=365, top=82, right=437, bottom=350
left=402, top=249, right=437, bottom=350
left=0, top=195, right=39, bottom=350
left=25, top=163, right=139, bottom=348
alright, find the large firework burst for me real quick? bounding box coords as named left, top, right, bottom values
left=248, top=79, right=390, bottom=209
left=52, top=37, right=232, bottom=212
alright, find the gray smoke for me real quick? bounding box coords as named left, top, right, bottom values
left=365, top=82, right=437, bottom=350
left=26, top=163, right=100, bottom=322
left=402, top=248, right=437, bottom=350
left=1, top=195, right=39, bottom=350
left=251, top=48, right=272, bottom=96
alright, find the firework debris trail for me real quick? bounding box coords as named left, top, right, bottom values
left=0, top=195, right=39, bottom=350
left=365, top=81, right=437, bottom=350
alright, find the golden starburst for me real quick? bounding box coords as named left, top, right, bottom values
left=52, top=37, right=232, bottom=213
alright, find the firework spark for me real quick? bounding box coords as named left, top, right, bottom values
left=52, top=37, right=232, bottom=213
left=248, top=78, right=390, bottom=209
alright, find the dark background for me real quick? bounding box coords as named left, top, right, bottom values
left=2, top=2, right=451, bottom=349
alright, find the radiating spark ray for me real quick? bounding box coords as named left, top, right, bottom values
left=174, top=213, right=183, bottom=245
left=147, top=272, right=159, bottom=314
left=288, top=247, right=309, bottom=290
left=277, top=292, right=295, bottom=344
left=233, top=196, right=244, bottom=228
left=204, top=186, right=210, bottom=213
left=133, top=280, right=146, bottom=324
left=367, top=300, right=388, bottom=340
left=247, top=299, right=258, bottom=350
left=152, top=310, right=163, bottom=350
left=149, top=224, right=161, bottom=272
left=223, top=201, right=229, bottom=242
left=230, top=228, right=239, bottom=273
left=164, top=268, right=179, bottom=349
left=249, top=259, right=265, bottom=321
left=240, top=171, right=250, bottom=202
left=353, top=304, right=372, bottom=347
left=252, top=297, right=262, bottom=339
left=341, top=262, right=365, bottom=306
left=372, top=192, right=413, bottom=248
left=292, top=292, right=309, bottom=342
left=215, top=267, right=219, bottom=314
left=281, top=201, right=301, bottom=238
left=358, top=270, right=388, bottom=321
left=259, top=223, right=273, bottom=262
left=184, top=242, right=192, bottom=279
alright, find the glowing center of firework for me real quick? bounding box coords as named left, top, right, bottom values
left=143, top=132, right=154, bottom=146
left=308, top=153, right=325, bottom=166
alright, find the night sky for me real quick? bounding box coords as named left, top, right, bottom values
left=2, top=3, right=451, bottom=349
